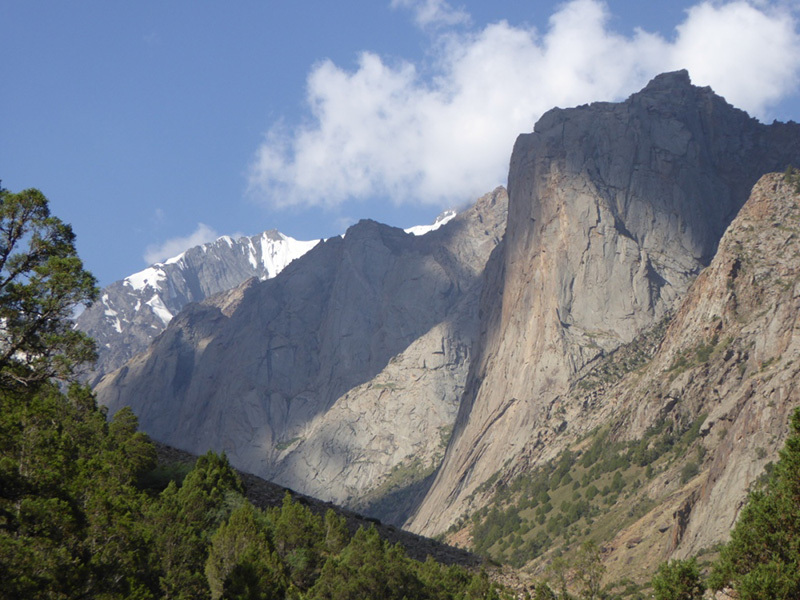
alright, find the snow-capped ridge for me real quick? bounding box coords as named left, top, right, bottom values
left=405, top=209, right=457, bottom=236
left=78, top=209, right=463, bottom=385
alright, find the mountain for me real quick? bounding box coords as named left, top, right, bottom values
left=598, top=170, right=800, bottom=577
left=94, top=189, right=507, bottom=523
left=409, top=70, right=800, bottom=539
left=76, top=230, right=320, bottom=384
left=78, top=213, right=459, bottom=386
left=436, top=171, right=800, bottom=586
left=91, top=70, right=800, bottom=584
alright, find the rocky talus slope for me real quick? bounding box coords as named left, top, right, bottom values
left=95, top=189, right=507, bottom=521
left=77, top=231, right=319, bottom=384
left=409, top=71, right=800, bottom=538
left=435, top=173, right=800, bottom=585
left=598, top=171, right=800, bottom=579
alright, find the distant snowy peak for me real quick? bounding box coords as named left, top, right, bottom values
left=122, top=231, right=318, bottom=293
left=77, top=227, right=324, bottom=384
left=404, top=210, right=457, bottom=236
left=78, top=211, right=460, bottom=385
left=249, top=230, right=319, bottom=278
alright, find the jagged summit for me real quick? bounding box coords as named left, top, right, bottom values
left=76, top=229, right=319, bottom=384
left=77, top=210, right=459, bottom=385
left=409, top=71, right=800, bottom=536
left=94, top=187, right=508, bottom=521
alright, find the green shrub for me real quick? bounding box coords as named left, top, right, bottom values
left=651, top=558, right=705, bottom=600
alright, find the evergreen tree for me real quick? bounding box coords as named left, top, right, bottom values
left=270, top=493, right=325, bottom=590
left=0, top=383, right=159, bottom=599
left=650, top=558, right=705, bottom=600
left=147, top=452, right=244, bottom=599
left=308, top=526, right=425, bottom=600
left=0, top=185, right=98, bottom=389
left=709, top=408, right=800, bottom=599
left=322, top=509, right=350, bottom=555
left=205, top=503, right=288, bottom=600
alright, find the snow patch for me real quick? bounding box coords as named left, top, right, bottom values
left=405, top=210, right=457, bottom=236
left=164, top=252, right=186, bottom=265
left=146, top=294, right=174, bottom=325
left=259, top=232, right=317, bottom=278
left=125, top=267, right=167, bottom=292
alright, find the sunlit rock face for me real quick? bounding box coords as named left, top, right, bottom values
left=409, top=71, right=800, bottom=537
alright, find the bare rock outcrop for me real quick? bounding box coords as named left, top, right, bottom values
left=597, top=172, right=800, bottom=574
left=95, top=188, right=507, bottom=521
left=409, top=71, right=800, bottom=536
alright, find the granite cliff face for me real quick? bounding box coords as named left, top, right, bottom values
left=593, top=171, right=800, bottom=580
left=433, top=172, right=800, bottom=587
left=409, top=71, right=800, bottom=536
left=91, top=71, right=800, bottom=582
left=76, top=230, right=319, bottom=384
left=95, top=189, right=507, bottom=517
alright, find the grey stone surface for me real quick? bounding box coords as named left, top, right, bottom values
left=409, top=71, right=800, bottom=536
left=76, top=231, right=318, bottom=384
left=95, top=189, right=507, bottom=520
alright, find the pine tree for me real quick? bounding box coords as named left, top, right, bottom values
left=0, top=185, right=98, bottom=389
left=651, top=558, right=705, bottom=600
left=205, top=503, right=288, bottom=600
left=709, top=408, right=800, bottom=599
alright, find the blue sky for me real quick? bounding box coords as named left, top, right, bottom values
left=3, top=1, right=800, bottom=286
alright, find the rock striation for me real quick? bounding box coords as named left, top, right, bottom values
left=596, top=172, right=800, bottom=578
left=409, top=71, right=800, bottom=536
left=95, top=189, right=507, bottom=519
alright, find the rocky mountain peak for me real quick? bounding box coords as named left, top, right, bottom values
left=76, top=229, right=321, bottom=384
left=95, top=188, right=508, bottom=517
left=410, top=72, right=800, bottom=536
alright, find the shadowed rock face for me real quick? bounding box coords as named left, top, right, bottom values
left=95, top=188, right=507, bottom=517
left=409, top=71, right=800, bottom=536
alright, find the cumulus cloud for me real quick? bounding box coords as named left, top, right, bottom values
left=144, top=223, right=219, bottom=265
left=248, top=0, right=800, bottom=211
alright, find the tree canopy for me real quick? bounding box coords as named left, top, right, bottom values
left=0, top=182, right=508, bottom=599
left=0, top=184, right=97, bottom=388
left=709, top=407, right=800, bottom=599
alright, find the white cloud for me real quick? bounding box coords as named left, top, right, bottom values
left=144, top=223, right=219, bottom=265
left=670, top=2, right=800, bottom=115
left=391, top=0, right=470, bottom=28
left=248, top=0, right=800, bottom=211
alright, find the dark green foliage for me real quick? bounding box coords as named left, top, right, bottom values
left=146, top=451, right=245, bottom=599
left=308, top=526, right=424, bottom=600
left=0, top=188, right=506, bottom=599
left=679, top=461, right=699, bottom=484
left=205, top=503, right=288, bottom=600
left=270, top=493, right=325, bottom=589
left=651, top=558, right=705, bottom=600
left=0, top=185, right=98, bottom=389
left=709, top=408, right=800, bottom=599
left=0, top=383, right=158, bottom=599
